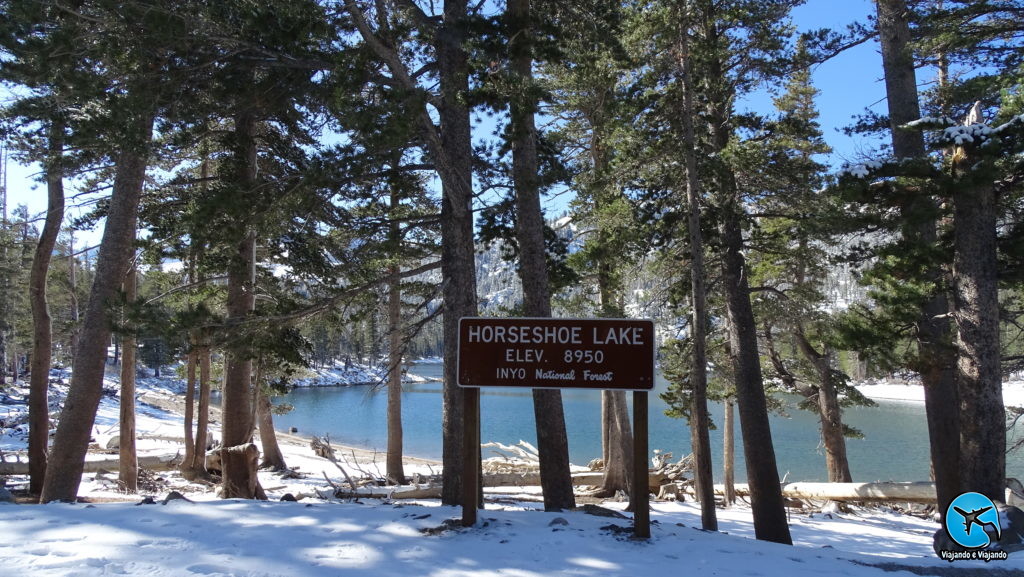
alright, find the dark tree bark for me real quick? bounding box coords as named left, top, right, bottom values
left=508, top=0, right=575, bottom=512
left=876, top=0, right=960, bottom=512
left=386, top=189, right=406, bottom=484
left=40, top=112, right=154, bottom=503
left=256, top=387, right=287, bottom=471
left=28, top=118, right=65, bottom=496
left=119, top=262, right=138, bottom=493
left=952, top=171, right=1003, bottom=500
left=221, top=110, right=263, bottom=499
left=678, top=19, right=717, bottom=531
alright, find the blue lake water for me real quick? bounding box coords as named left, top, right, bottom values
left=272, top=362, right=1024, bottom=483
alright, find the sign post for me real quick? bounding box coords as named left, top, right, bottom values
left=632, top=390, right=650, bottom=538
left=457, top=317, right=655, bottom=537
left=461, top=386, right=480, bottom=526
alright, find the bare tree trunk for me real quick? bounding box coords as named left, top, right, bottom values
left=193, top=344, right=212, bottom=475
left=181, top=348, right=198, bottom=479
left=386, top=200, right=406, bottom=484
left=952, top=175, right=1003, bottom=500
left=596, top=390, right=633, bottom=499
left=256, top=387, right=286, bottom=471
left=40, top=111, right=153, bottom=503
left=723, top=397, right=736, bottom=506
left=28, top=118, right=65, bottom=496
left=720, top=178, right=791, bottom=544
left=221, top=110, right=262, bottom=500
left=508, top=0, right=574, bottom=512
left=876, top=0, right=960, bottom=512
left=678, top=16, right=717, bottom=531
left=119, top=262, right=138, bottom=493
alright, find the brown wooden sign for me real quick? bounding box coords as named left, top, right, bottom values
left=457, top=317, right=655, bottom=390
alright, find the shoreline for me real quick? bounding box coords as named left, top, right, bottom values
left=137, top=387, right=442, bottom=468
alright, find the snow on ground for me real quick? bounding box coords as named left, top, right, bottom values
left=3, top=370, right=1024, bottom=576
left=7, top=496, right=1018, bottom=577
left=289, top=362, right=434, bottom=388
left=855, top=379, right=1024, bottom=408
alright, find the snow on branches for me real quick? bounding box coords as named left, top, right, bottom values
left=836, top=113, right=1024, bottom=181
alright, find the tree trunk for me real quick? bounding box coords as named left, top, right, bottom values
left=723, top=397, right=736, bottom=506
left=596, top=390, right=633, bottom=499
left=589, top=103, right=632, bottom=502
left=119, top=262, right=138, bottom=493
left=952, top=175, right=1003, bottom=500
left=876, top=0, right=960, bottom=512
left=386, top=192, right=406, bottom=484
left=221, top=109, right=262, bottom=499
left=12, top=342, right=19, bottom=384
left=193, top=344, right=212, bottom=475
left=40, top=111, right=153, bottom=503
left=678, top=17, right=717, bottom=531
left=508, top=0, right=574, bottom=512
left=817, top=350, right=852, bottom=483
left=436, top=0, right=479, bottom=507
left=68, top=232, right=80, bottom=363
left=0, top=328, right=6, bottom=386
left=28, top=118, right=65, bottom=496
left=721, top=208, right=791, bottom=544
left=702, top=21, right=788, bottom=536
left=256, top=387, right=286, bottom=471
left=793, top=329, right=852, bottom=483
left=220, top=443, right=266, bottom=500
left=181, top=348, right=198, bottom=478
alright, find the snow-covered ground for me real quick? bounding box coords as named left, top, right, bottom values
left=2, top=371, right=1023, bottom=576
left=855, top=379, right=1024, bottom=408
left=5, top=493, right=1016, bottom=577
left=289, top=362, right=435, bottom=388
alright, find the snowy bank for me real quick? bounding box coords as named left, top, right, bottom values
left=855, top=380, right=1024, bottom=408
left=289, top=363, right=434, bottom=388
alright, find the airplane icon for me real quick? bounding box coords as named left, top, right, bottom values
left=953, top=505, right=1001, bottom=540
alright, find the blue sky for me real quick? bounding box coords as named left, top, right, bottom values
left=3, top=0, right=889, bottom=226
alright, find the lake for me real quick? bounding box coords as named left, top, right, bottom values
left=272, top=362, right=1024, bottom=483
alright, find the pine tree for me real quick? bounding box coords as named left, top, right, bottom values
left=506, top=0, right=575, bottom=512
left=747, top=41, right=874, bottom=484
left=343, top=0, right=481, bottom=506
left=544, top=0, right=640, bottom=505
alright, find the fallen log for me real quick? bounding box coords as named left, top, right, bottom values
left=0, top=453, right=180, bottom=476
left=329, top=486, right=443, bottom=500
left=318, top=470, right=671, bottom=500
left=715, top=481, right=937, bottom=504
left=481, top=470, right=669, bottom=491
